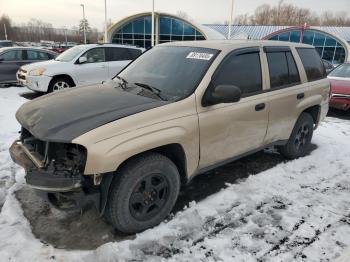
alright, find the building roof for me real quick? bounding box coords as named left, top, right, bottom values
left=204, top=25, right=350, bottom=43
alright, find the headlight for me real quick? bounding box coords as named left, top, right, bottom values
left=29, top=68, right=46, bottom=76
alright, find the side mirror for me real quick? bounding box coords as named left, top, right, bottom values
left=78, top=56, right=87, bottom=64
left=202, top=84, right=241, bottom=107
left=0, top=58, right=3, bottom=62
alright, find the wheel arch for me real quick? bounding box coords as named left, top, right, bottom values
left=302, top=104, right=321, bottom=125
left=49, top=74, right=76, bottom=87
left=116, top=143, right=188, bottom=185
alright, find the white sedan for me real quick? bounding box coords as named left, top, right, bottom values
left=17, top=44, right=144, bottom=93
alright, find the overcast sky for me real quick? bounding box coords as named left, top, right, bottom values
left=1, top=0, right=349, bottom=30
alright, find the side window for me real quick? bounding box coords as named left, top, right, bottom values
left=296, top=48, right=326, bottom=81
left=266, top=50, right=301, bottom=89
left=286, top=52, right=301, bottom=84
left=81, top=48, right=105, bottom=63
left=27, top=50, right=49, bottom=60
left=38, top=52, right=50, bottom=60
left=128, top=48, right=142, bottom=60
left=106, top=47, right=132, bottom=62
left=213, top=51, right=262, bottom=96
left=0, top=50, right=22, bottom=61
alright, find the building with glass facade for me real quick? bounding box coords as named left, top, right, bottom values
left=107, top=12, right=224, bottom=49
left=263, top=27, right=349, bottom=65
left=107, top=13, right=350, bottom=65
left=204, top=24, right=350, bottom=65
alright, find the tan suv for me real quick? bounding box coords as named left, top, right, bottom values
left=10, top=40, right=330, bottom=233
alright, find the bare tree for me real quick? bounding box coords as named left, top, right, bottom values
left=229, top=1, right=350, bottom=26
left=176, top=11, right=190, bottom=21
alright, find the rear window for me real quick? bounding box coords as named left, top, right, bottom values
left=296, top=48, right=326, bottom=81
left=106, top=47, right=133, bottom=61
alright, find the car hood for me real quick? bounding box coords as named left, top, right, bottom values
left=16, top=83, right=169, bottom=143
left=329, top=77, right=350, bottom=94
left=21, top=59, right=65, bottom=72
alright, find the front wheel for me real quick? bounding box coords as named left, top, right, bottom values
left=279, top=112, right=314, bottom=159
left=48, top=77, right=74, bottom=93
left=105, top=153, right=181, bottom=234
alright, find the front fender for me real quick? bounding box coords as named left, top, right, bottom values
left=75, top=115, right=199, bottom=177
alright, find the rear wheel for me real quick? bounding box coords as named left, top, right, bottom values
left=279, top=112, right=314, bottom=159
left=105, top=153, right=180, bottom=234
left=48, top=77, right=74, bottom=93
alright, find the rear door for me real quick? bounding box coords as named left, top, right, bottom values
left=105, top=47, right=138, bottom=78
left=24, top=49, right=55, bottom=65
left=74, top=47, right=109, bottom=86
left=263, top=46, right=306, bottom=143
left=0, top=49, right=24, bottom=82
left=198, top=47, right=269, bottom=168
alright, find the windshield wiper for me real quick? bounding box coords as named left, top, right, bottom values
left=116, top=76, right=128, bottom=90
left=134, top=82, right=167, bottom=101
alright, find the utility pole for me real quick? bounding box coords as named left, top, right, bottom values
left=4, top=24, right=8, bottom=40
left=104, top=0, right=108, bottom=43
left=80, top=4, right=87, bottom=44
left=151, top=0, right=155, bottom=47
left=64, top=27, right=68, bottom=46
left=228, top=0, right=234, bottom=39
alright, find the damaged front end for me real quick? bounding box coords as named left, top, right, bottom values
left=9, top=127, right=103, bottom=211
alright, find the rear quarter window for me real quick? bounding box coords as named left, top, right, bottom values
left=106, top=47, right=133, bottom=61
left=296, top=48, right=326, bottom=82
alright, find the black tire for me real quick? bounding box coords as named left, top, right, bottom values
left=279, top=112, right=314, bottom=159
left=105, top=152, right=181, bottom=234
left=48, top=77, right=74, bottom=93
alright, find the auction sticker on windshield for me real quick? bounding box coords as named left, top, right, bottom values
left=186, top=52, right=214, bottom=60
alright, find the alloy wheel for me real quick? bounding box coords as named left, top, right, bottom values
left=294, top=124, right=310, bottom=150
left=52, top=81, right=70, bottom=92
left=129, top=174, right=169, bottom=221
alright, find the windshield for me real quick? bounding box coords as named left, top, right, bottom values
left=55, top=45, right=90, bottom=62
left=329, top=63, right=350, bottom=78
left=114, top=46, right=219, bottom=101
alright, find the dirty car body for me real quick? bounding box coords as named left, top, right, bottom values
left=10, top=40, right=330, bottom=233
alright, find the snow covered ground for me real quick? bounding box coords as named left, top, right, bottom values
left=0, top=87, right=349, bottom=261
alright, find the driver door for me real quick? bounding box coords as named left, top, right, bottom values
left=74, top=47, right=109, bottom=86
left=197, top=48, right=269, bottom=169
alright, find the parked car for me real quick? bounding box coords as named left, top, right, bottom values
left=0, top=47, right=57, bottom=85
left=10, top=40, right=329, bottom=234
left=322, top=59, right=335, bottom=74
left=17, top=44, right=144, bottom=93
left=328, top=62, right=350, bottom=110
left=0, top=40, right=15, bottom=47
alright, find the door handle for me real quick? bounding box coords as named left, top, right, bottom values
left=297, top=93, right=305, bottom=100
left=255, top=103, right=266, bottom=111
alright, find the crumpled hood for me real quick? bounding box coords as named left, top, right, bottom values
left=16, top=83, right=169, bottom=142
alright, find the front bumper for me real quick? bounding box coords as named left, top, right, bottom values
left=17, top=71, right=51, bottom=92
left=9, top=140, right=108, bottom=213
left=9, top=140, right=82, bottom=192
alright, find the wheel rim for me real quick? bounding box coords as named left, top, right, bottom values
left=129, top=174, right=169, bottom=221
left=52, top=81, right=70, bottom=92
left=294, top=124, right=310, bottom=150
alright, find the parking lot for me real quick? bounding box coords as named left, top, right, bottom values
left=0, top=86, right=349, bottom=261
